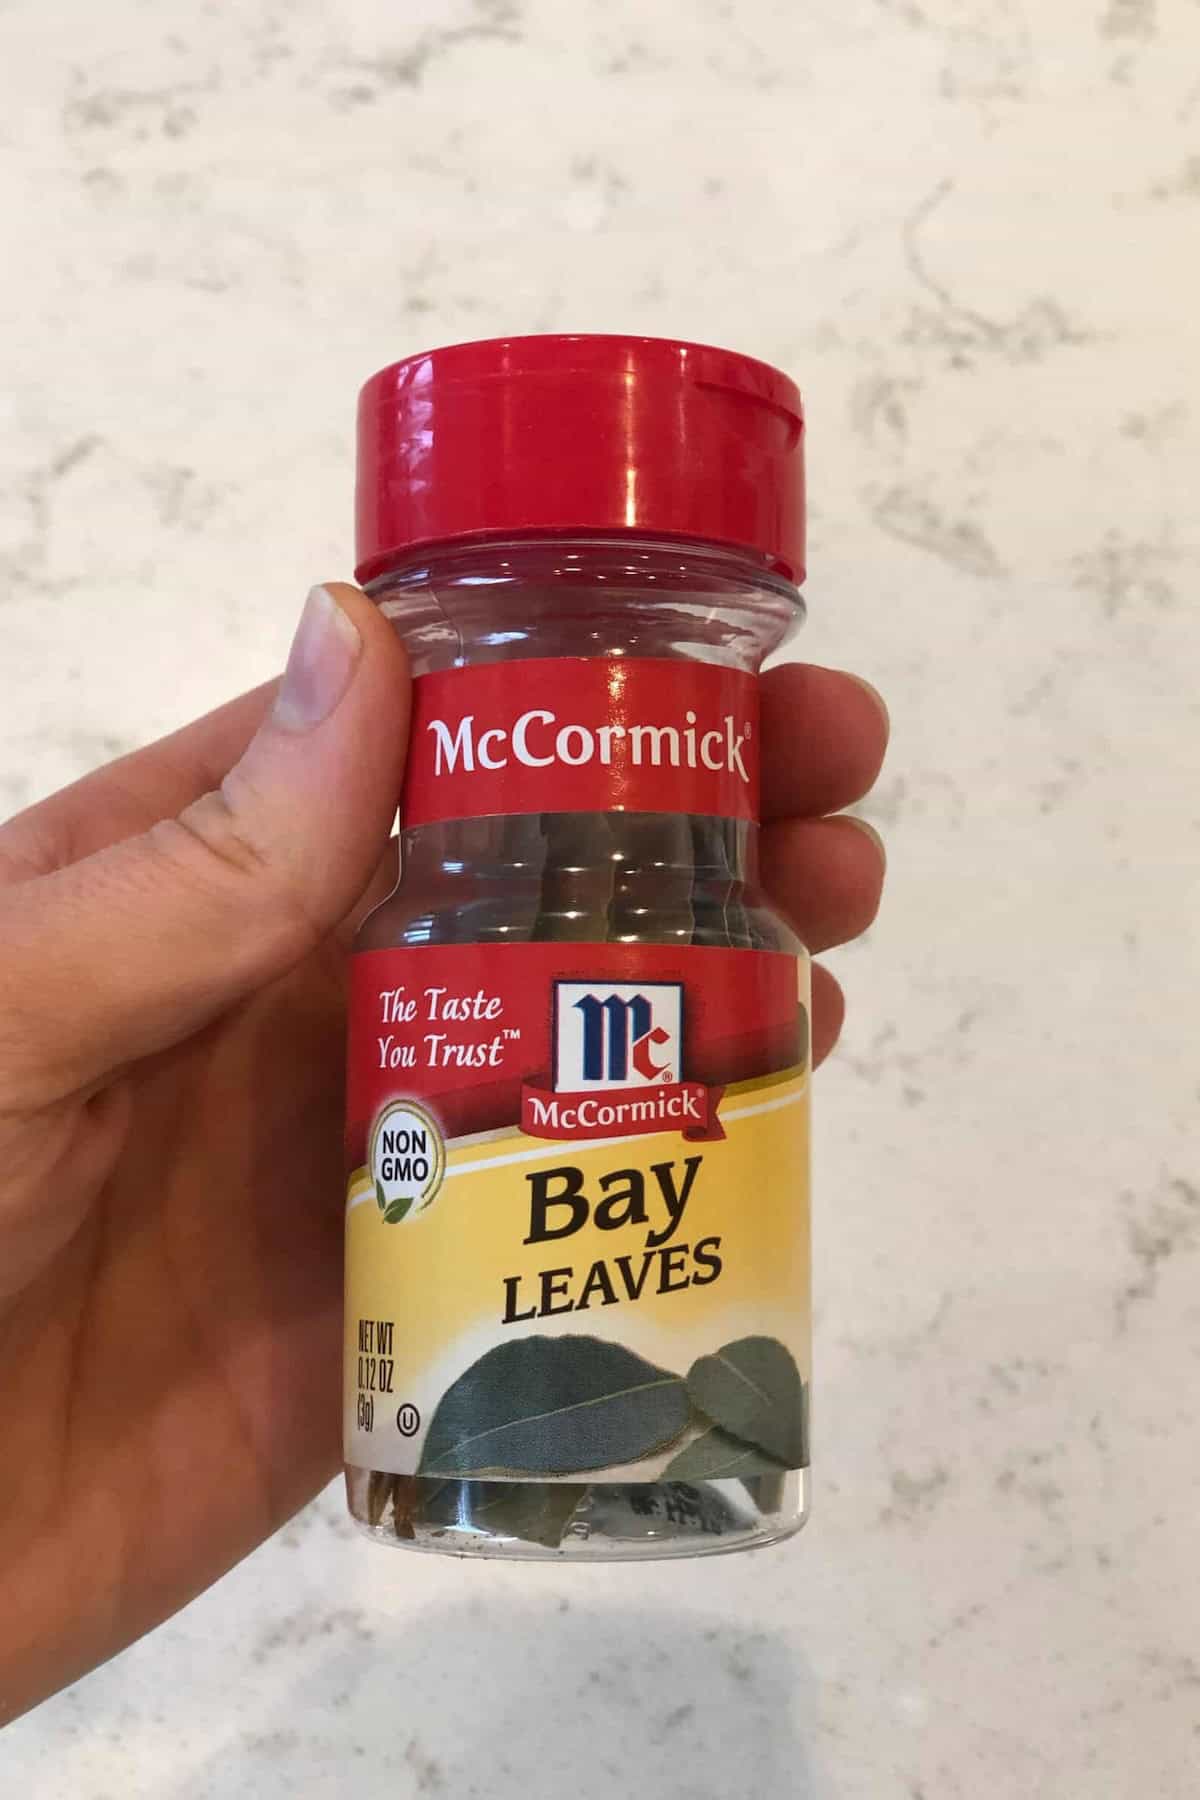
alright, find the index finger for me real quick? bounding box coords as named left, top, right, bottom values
left=0, top=683, right=276, bottom=880
left=760, top=663, right=889, bottom=821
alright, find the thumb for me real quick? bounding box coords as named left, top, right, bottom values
left=0, top=583, right=409, bottom=1108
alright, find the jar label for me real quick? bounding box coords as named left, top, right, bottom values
left=401, top=658, right=760, bottom=828
left=344, top=944, right=810, bottom=1481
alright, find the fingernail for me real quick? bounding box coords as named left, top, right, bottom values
left=847, top=672, right=890, bottom=735
left=273, top=586, right=362, bottom=732
left=845, top=815, right=887, bottom=867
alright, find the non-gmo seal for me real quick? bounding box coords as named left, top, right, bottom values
left=369, top=1100, right=445, bottom=1223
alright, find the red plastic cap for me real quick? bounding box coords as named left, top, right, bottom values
left=355, top=334, right=805, bottom=585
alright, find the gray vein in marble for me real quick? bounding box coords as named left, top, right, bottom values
left=874, top=0, right=927, bottom=26
left=924, top=1598, right=988, bottom=1653
left=994, top=1447, right=1066, bottom=1519
left=650, top=1701, right=696, bottom=1739
left=1148, top=154, right=1200, bottom=200
left=1115, top=1175, right=1200, bottom=1331
left=903, top=180, right=1092, bottom=366
left=63, top=74, right=212, bottom=142
left=1007, top=662, right=1068, bottom=718
left=1036, top=755, right=1083, bottom=816
left=1071, top=530, right=1179, bottom=616
left=404, top=1738, right=447, bottom=1794
left=939, top=7, right=1032, bottom=101
left=850, top=373, right=916, bottom=454
left=869, top=482, right=1005, bottom=577
left=1101, top=0, right=1157, bottom=40
left=835, top=1002, right=984, bottom=1115
left=870, top=0, right=1033, bottom=97
left=340, top=0, right=523, bottom=98
left=252, top=1606, right=375, bottom=1664
left=1, top=437, right=101, bottom=595
left=600, top=41, right=675, bottom=76
left=1138, top=1648, right=1200, bottom=1701
left=837, top=1295, right=955, bottom=1375
left=1121, top=402, right=1190, bottom=445
left=882, top=1465, right=952, bottom=1524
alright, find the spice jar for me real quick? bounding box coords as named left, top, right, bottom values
left=344, top=335, right=811, bottom=1559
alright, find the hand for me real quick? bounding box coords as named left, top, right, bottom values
left=0, top=583, right=887, bottom=1720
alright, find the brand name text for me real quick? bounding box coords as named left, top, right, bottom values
left=427, top=709, right=750, bottom=783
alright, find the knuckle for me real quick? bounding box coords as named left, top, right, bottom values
left=152, top=783, right=322, bottom=957
left=163, top=785, right=273, bottom=884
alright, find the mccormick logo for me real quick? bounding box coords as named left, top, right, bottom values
left=519, top=980, right=723, bottom=1143
left=426, top=709, right=751, bottom=784
left=554, top=982, right=682, bottom=1093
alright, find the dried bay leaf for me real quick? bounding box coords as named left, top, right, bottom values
left=686, top=1336, right=808, bottom=1469
left=392, top=1474, right=420, bottom=1540
left=365, top=1469, right=397, bottom=1528
left=421, top=1479, right=584, bottom=1549
left=741, top=1470, right=789, bottom=1514
left=664, top=1427, right=789, bottom=1481
left=419, top=1335, right=690, bottom=1477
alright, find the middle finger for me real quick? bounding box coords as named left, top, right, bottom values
left=761, top=814, right=886, bottom=952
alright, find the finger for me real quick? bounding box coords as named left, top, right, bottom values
left=760, top=664, right=889, bottom=821
left=761, top=814, right=886, bottom=952
left=810, top=962, right=845, bottom=1068
left=0, top=685, right=277, bottom=882
left=0, top=584, right=408, bottom=1108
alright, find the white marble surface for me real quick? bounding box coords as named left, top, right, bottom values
left=3, top=1, right=1199, bottom=1794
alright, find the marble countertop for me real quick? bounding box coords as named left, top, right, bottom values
left=2, top=1, right=1198, bottom=1794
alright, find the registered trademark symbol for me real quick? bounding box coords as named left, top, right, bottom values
left=396, top=1403, right=420, bottom=1437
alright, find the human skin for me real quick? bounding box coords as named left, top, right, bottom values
left=0, top=583, right=888, bottom=1722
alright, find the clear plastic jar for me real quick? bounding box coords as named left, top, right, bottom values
left=343, top=337, right=811, bottom=1559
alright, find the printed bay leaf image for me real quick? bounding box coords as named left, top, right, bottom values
left=686, top=1336, right=808, bottom=1468
left=419, top=1335, right=690, bottom=1477
left=664, top=1427, right=789, bottom=1481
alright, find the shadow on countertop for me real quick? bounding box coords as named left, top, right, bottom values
left=163, top=1591, right=827, bottom=1800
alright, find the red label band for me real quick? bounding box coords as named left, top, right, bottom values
left=401, top=657, right=760, bottom=828
left=519, top=1079, right=725, bottom=1143
left=346, top=944, right=804, bottom=1159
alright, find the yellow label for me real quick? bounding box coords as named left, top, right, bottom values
left=344, top=1065, right=810, bottom=1481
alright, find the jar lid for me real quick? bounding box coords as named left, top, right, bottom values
left=355, top=334, right=806, bottom=585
